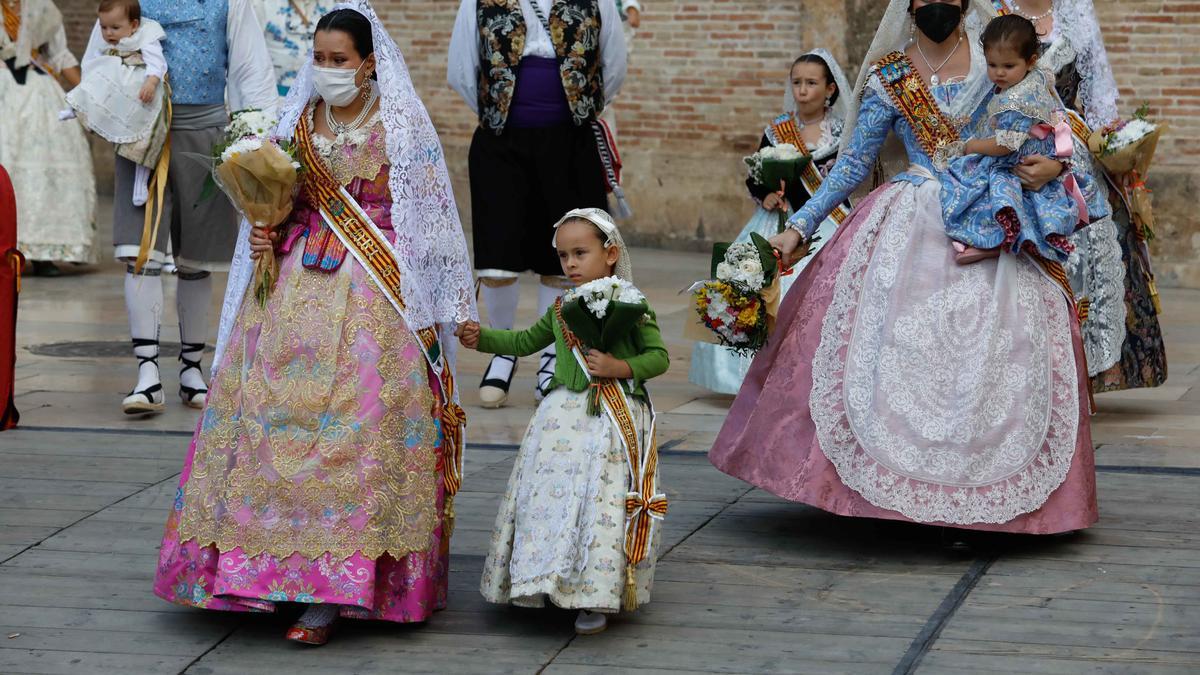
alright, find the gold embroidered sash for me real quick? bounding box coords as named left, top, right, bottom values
left=769, top=115, right=850, bottom=225
left=553, top=299, right=665, bottom=610
left=874, top=52, right=960, bottom=159
left=295, top=109, right=465, bottom=524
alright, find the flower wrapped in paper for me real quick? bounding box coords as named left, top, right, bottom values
left=744, top=143, right=812, bottom=232
left=686, top=233, right=797, bottom=356
left=1088, top=106, right=1165, bottom=242
left=560, top=276, right=649, bottom=416
left=211, top=109, right=301, bottom=305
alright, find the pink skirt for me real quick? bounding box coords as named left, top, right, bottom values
left=709, top=178, right=1098, bottom=534
left=153, top=240, right=449, bottom=622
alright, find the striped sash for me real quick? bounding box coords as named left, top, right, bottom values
left=769, top=114, right=850, bottom=225
left=553, top=299, right=665, bottom=609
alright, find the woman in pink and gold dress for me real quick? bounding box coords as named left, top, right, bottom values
left=152, top=2, right=476, bottom=645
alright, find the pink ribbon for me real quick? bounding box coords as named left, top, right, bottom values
left=1031, top=120, right=1089, bottom=226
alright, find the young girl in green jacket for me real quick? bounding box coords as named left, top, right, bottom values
left=457, top=208, right=669, bottom=635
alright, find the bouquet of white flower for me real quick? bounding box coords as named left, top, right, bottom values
left=1088, top=104, right=1166, bottom=243
left=744, top=143, right=811, bottom=232
left=561, top=277, right=649, bottom=415
left=211, top=109, right=302, bottom=305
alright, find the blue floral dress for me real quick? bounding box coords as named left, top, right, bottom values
left=938, top=70, right=1106, bottom=262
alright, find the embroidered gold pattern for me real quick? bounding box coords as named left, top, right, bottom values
left=176, top=119, right=442, bottom=562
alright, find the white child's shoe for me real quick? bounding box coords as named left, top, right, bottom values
left=574, top=610, right=608, bottom=635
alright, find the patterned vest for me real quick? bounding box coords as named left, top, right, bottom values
left=141, top=0, right=229, bottom=105
left=476, top=0, right=605, bottom=133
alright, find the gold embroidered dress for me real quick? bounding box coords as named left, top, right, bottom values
left=153, top=106, right=450, bottom=623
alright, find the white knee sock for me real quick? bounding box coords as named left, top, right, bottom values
left=124, top=270, right=163, bottom=393
left=481, top=280, right=519, bottom=330
left=176, top=273, right=212, bottom=392
left=480, top=280, right=520, bottom=383
left=132, top=165, right=151, bottom=207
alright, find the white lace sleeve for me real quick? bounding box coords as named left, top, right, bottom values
left=1062, top=0, right=1119, bottom=126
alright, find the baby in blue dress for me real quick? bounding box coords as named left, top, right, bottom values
left=936, top=15, right=1100, bottom=265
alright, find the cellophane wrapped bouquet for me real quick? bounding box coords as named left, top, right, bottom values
left=561, top=276, right=649, bottom=415
left=744, top=143, right=811, bottom=232
left=689, top=233, right=789, bottom=357
left=212, top=109, right=302, bottom=305
left=1088, top=104, right=1165, bottom=241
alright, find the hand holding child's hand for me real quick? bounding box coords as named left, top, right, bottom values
left=585, top=350, right=633, bottom=379
left=138, top=76, right=160, bottom=104
left=455, top=321, right=481, bottom=349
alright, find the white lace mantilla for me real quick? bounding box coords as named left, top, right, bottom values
left=810, top=180, right=1079, bottom=524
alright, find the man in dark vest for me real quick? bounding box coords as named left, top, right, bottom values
left=448, top=0, right=626, bottom=408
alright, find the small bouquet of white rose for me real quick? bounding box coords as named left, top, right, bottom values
left=744, top=143, right=811, bottom=232
left=1088, top=104, right=1165, bottom=242
left=210, top=109, right=302, bottom=305
left=561, top=277, right=650, bottom=415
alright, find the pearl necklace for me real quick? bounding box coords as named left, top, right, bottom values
left=324, top=83, right=379, bottom=139
left=1011, top=1, right=1054, bottom=23
left=793, top=109, right=826, bottom=129
left=916, top=35, right=963, bottom=87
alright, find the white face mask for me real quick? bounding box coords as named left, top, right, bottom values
left=313, top=61, right=367, bottom=107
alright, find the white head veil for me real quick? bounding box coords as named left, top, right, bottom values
left=215, top=0, right=477, bottom=368
left=782, top=48, right=853, bottom=126
left=839, top=0, right=996, bottom=159
left=551, top=208, right=634, bottom=283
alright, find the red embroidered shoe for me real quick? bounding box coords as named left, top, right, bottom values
left=284, top=622, right=335, bottom=646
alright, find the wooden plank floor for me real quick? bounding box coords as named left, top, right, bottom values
left=3, top=232, right=1198, bottom=673
left=1, top=433, right=1199, bottom=674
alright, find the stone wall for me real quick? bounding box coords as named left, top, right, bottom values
left=57, top=0, right=1198, bottom=286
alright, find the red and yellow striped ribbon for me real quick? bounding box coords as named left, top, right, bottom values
left=554, top=299, right=665, bottom=609
left=2, top=3, right=18, bottom=43
left=770, top=116, right=850, bottom=225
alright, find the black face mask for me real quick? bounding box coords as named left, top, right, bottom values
left=914, top=3, right=963, bottom=43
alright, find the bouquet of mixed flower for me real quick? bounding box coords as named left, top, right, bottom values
left=1088, top=104, right=1165, bottom=241
left=561, top=276, right=649, bottom=415
left=687, top=233, right=789, bottom=357
left=211, top=109, right=302, bottom=305
left=744, top=143, right=812, bottom=233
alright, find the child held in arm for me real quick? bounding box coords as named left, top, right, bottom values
left=457, top=208, right=669, bottom=636
left=935, top=14, right=1104, bottom=265
left=64, top=0, right=168, bottom=207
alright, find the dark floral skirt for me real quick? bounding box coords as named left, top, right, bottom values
left=1090, top=202, right=1167, bottom=393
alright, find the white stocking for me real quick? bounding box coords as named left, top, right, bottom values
left=480, top=279, right=519, bottom=382
left=124, top=269, right=163, bottom=393
left=175, top=272, right=212, bottom=392
left=481, top=279, right=519, bottom=330
left=132, top=165, right=151, bottom=207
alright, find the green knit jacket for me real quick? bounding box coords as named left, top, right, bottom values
left=477, top=306, right=669, bottom=400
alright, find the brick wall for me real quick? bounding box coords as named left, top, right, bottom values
left=57, top=0, right=1199, bottom=286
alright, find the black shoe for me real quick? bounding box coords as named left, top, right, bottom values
left=122, top=338, right=165, bottom=415
left=535, top=352, right=555, bottom=401
left=31, top=260, right=61, bottom=277
left=479, top=355, right=517, bottom=409
left=178, top=341, right=208, bottom=409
